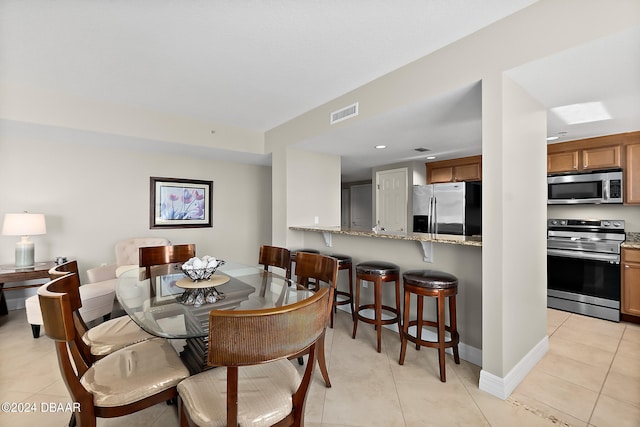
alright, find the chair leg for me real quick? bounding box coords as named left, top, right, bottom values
left=297, top=356, right=304, bottom=365
left=416, top=295, right=423, bottom=350
left=436, top=293, right=447, bottom=382
left=374, top=278, right=382, bottom=353
left=348, top=264, right=355, bottom=321
left=352, top=277, right=361, bottom=339
left=450, top=295, right=460, bottom=364
left=394, top=276, right=402, bottom=341
left=399, top=289, right=411, bottom=365
left=31, top=324, right=40, bottom=339
left=316, top=331, right=331, bottom=388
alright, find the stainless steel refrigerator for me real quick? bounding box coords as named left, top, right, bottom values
left=412, top=182, right=482, bottom=235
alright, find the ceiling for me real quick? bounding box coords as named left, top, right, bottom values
left=1, top=1, right=639, bottom=182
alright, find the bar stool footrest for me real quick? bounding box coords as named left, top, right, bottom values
left=355, top=303, right=400, bottom=326
left=403, top=319, right=460, bottom=349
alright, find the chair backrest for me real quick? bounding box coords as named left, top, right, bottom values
left=139, top=244, right=196, bottom=278
left=258, top=245, right=291, bottom=274
left=207, top=288, right=331, bottom=426
left=45, top=262, right=94, bottom=364
left=294, top=252, right=339, bottom=293
left=115, top=237, right=171, bottom=266
left=38, top=274, right=94, bottom=409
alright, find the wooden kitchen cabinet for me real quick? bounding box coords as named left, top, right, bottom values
left=622, top=248, right=640, bottom=317
left=546, top=144, right=620, bottom=174
left=547, top=151, right=578, bottom=173
left=427, top=155, right=482, bottom=184
left=582, top=145, right=621, bottom=170
left=625, top=142, right=640, bottom=204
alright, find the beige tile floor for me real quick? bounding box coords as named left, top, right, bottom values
left=0, top=307, right=638, bottom=426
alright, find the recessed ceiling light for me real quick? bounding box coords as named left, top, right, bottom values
left=546, top=136, right=559, bottom=141
left=374, top=145, right=387, bottom=149
left=426, top=156, right=437, bottom=160
left=551, top=102, right=611, bottom=125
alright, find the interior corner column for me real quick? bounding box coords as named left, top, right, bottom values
left=479, top=72, right=548, bottom=399
left=270, top=146, right=342, bottom=248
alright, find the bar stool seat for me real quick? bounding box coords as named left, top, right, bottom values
left=399, top=270, right=460, bottom=382
left=352, top=261, right=401, bottom=352
left=326, top=254, right=354, bottom=327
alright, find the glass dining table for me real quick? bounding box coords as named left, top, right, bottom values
left=116, top=261, right=313, bottom=374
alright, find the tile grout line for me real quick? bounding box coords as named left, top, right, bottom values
left=585, top=322, right=626, bottom=426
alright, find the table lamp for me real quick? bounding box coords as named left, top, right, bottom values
left=2, top=212, right=47, bottom=267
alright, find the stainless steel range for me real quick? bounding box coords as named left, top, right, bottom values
left=547, top=218, right=626, bottom=322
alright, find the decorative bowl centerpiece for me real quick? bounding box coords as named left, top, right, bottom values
left=177, top=256, right=227, bottom=306
left=180, top=256, right=225, bottom=281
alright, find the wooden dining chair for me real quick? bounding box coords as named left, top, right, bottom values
left=259, top=245, right=291, bottom=275
left=39, top=273, right=190, bottom=427
left=292, top=251, right=339, bottom=388
left=46, top=261, right=154, bottom=364
left=139, top=244, right=196, bottom=278
left=177, top=287, right=331, bottom=427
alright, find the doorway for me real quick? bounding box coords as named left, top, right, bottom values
left=375, top=168, right=408, bottom=232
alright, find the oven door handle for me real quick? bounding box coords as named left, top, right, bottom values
left=547, top=248, right=620, bottom=263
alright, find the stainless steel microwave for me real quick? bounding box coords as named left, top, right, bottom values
left=547, top=170, right=623, bottom=204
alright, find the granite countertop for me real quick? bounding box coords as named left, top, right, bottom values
left=623, top=232, right=640, bottom=249
left=289, top=226, right=482, bottom=247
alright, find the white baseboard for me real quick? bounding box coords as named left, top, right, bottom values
left=479, top=335, right=549, bottom=400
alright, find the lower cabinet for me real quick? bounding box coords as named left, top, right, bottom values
left=622, top=248, right=640, bottom=317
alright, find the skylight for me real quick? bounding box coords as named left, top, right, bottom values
left=551, top=102, right=611, bottom=125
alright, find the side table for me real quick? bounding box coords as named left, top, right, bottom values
left=0, top=261, right=56, bottom=315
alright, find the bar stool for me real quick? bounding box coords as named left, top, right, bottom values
left=399, top=270, right=460, bottom=382
left=326, top=254, right=354, bottom=327
left=352, top=261, right=401, bottom=352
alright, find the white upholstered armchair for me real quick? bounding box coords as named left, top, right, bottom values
left=86, top=237, right=172, bottom=287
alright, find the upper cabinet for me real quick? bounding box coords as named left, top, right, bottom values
left=427, top=155, right=482, bottom=184
left=547, top=131, right=640, bottom=204
left=626, top=141, right=640, bottom=204
left=547, top=139, right=621, bottom=174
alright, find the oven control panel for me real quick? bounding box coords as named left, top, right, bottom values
left=548, top=219, right=625, bottom=230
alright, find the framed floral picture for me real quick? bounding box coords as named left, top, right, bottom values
left=150, top=177, right=213, bottom=229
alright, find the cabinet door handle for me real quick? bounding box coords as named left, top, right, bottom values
left=625, top=265, right=630, bottom=268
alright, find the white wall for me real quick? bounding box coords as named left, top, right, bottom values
left=0, top=130, right=271, bottom=307
left=277, top=147, right=341, bottom=248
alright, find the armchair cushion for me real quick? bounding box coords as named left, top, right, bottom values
left=80, top=338, right=189, bottom=407
left=83, top=316, right=155, bottom=357
left=26, top=283, right=114, bottom=326
left=177, top=360, right=299, bottom=427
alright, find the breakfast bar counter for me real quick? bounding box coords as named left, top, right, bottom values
left=289, top=225, right=484, bottom=362
left=289, top=226, right=482, bottom=247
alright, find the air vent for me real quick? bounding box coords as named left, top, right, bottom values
left=414, top=147, right=430, bottom=152
left=330, top=102, right=359, bottom=124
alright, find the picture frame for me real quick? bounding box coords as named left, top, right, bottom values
left=150, top=177, right=213, bottom=229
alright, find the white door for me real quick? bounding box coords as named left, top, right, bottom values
left=375, top=168, right=408, bottom=232
left=350, top=184, right=372, bottom=230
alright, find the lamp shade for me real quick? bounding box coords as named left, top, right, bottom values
left=2, top=213, right=47, bottom=236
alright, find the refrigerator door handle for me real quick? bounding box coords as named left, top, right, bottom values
left=432, top=197, right=437, bottom=234
left=428, top=196, right=434, bottom=233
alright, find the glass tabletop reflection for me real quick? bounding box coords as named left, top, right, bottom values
left=116, top=261, right=311, bottom=339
